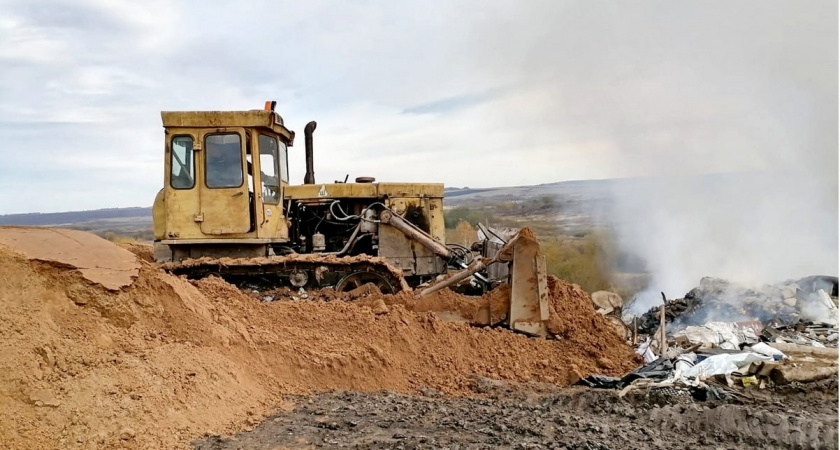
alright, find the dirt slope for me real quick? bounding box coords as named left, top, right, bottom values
left=0, top=229, right=638, bottom=449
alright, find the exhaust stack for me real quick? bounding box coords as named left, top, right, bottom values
left=304, top=121, right=317, bottom=184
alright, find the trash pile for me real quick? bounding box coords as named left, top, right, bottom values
left=579, top=275, right=839, bottom=400
left=637, top=275, right=839, bottom=335
left=579, top=338, right=838, bottom=401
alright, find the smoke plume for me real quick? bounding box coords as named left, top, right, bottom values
left=612, top=167, right=838, bottom=314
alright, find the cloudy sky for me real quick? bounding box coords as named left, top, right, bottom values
left=0, top=0, right=836, bottom=214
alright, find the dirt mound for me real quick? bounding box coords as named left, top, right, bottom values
left=118, top=241, right=154, bottom=263
left=543, top=276, right=635, bottom=369
left=0, top=227, right=140, bottom=290
left=385, top=277, right=637, bottom=374
left=0, top=230, right=638, bottom=449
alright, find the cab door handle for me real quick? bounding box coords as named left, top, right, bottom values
left=232, top=192, right=244, bottom=197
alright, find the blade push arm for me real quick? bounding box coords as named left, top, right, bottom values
left=378, top=210, right=465, bottom=268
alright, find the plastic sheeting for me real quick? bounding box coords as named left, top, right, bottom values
left=674, top=321, right=760, bottom=349
left=635, top=338, right=657, bottom=363
left=749, top=342, right=787, bottom=359
left=682, top=352, right=771, bottom=378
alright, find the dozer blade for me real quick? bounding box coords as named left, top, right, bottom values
left=503, top=228, right=551, bottom=337
left=412, top=227, right=552, bottom=337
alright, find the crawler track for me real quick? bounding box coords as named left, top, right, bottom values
left=160, top=254, right=411, bottom=293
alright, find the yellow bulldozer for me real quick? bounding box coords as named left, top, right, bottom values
left=153, top=102, right=552, bottom=337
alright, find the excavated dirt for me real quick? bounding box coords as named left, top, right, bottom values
left=0, top=227, right=140, bottom=290
left=384, top=284, right=512, bottom=325
left=0, top=230, right=639, bottom=449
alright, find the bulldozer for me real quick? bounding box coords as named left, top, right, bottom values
left=153, top=102, right=553, bottom=337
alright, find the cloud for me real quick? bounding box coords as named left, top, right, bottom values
left=0, top=0, right=835, bottom=216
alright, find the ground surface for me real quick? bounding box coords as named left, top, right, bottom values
left=1, top=228, right=835, bottom=450
left=0, top=228, right=638, bottom=449
left=194, top=377, right=839, bottom=450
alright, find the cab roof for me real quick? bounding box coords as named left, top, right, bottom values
left=160, top=110, right=295, bottom=143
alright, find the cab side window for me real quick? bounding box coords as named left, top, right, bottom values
left=258, top=134, right=281, bottom=204
left=279, top=140, right=289, bottom=183
left=170, top=136, right=195, bottom=189
left=205, top=133, right=243, bottom=188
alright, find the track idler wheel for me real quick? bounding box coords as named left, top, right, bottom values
left=289, top=269, right=309, bottom=288
left=335, top=271, right=395, bottom=294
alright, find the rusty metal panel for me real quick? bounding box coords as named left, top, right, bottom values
left=508, top=232, right=549, bottom=337
left=378, top=224, right=445, bottom=277
left=481, top=240, right=510, bottom=281
left=427, top=198, right=446, bottom=244
left=163, top=131, right=203, bottom=239
left=171, top=244, right=266, bottom=261
left=378, top=183, right=445, bottom=198
left=379, top=196, right=447, bottom=277
left=284, top=183, right=379, bottom=200
left=161, top=110, right=294, bottom=142
left=283, top=183, right=445, bottom=202
left=251, top=133, right=289, bottom=242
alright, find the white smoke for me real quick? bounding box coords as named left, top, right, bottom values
left=612, top=168, right=838, bottom=315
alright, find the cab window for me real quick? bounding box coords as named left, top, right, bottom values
left=205, top=133, right=243, bottom=188
left=279, top=140, right=289, bottom=183
left=258, top=134, right=280, bottom=203
left=170, top=136, right=195, bottom=189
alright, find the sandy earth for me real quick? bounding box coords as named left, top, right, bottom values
left=0, top=227, right=140, bottom=290
left=2, top=227, right=835, bottom=450
left=0, top=228, right=639, bottom=449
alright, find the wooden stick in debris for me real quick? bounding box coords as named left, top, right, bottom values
left=659, top=292, right=668, bottom=355
left=632, top=317, right=637, bottom=345
left=659, top=304, right=667, bottom=355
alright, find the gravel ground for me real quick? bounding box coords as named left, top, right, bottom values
left=193, top=376, right=838, bottom=450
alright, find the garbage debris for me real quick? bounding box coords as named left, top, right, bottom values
left=579, top=276, right=839, bottom=399
left=764, top=321, right=838, bottom=347
left=635, top=337, right=657, bottom=364
left=637, top=275, right=839, bottom=336
left=673, top=321, right=760, bottom=349
left=749, top=342, right=786, bottom=359
left=682, top=352, right=771, bottom=378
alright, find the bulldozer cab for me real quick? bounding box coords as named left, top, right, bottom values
left=157, top=106, right=294, bottom=244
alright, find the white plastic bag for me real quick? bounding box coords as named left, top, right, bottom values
left=683, top=352, right=771, bottom=378
left=750, top=342, right=786, bottom=359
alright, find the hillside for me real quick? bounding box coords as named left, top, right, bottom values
left=0, top=178, right=618, bottom=233
left=0, top=207, right=154, bottom=240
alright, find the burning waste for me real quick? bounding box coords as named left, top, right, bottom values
left=637, top=275, right=839, bottom=340
left=576, top=274, right=838, bottom=413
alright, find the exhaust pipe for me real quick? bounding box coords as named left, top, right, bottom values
left=304, top=121, right=317, bottom=184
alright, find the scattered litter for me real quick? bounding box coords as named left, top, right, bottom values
left=674, top=321, right=759, bottom=349
left=637, top=275, right=838, bottom=336
left=749, top=342, right=786, bottom=360
left=635, top=338, right=657, bottom=363
left=583, top=277, right=837, bottom=397
left=683, top=352, right=770, bottom=378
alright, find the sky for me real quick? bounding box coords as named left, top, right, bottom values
left=0, top=0, right=837, bottom=214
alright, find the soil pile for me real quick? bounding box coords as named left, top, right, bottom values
left=0, top=228, right=638, bottom=449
